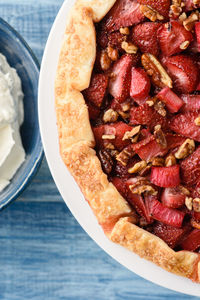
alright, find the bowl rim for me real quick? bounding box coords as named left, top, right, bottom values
left=0, top=17, right=43, bottom=210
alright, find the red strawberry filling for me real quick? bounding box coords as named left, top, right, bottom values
left=84, top=0, right=200, bottom=252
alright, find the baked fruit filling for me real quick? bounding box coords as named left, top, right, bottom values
left=83, top=0, right=200, bottom=252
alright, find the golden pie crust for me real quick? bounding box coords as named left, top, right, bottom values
left=55, top=0, right=200, bottom=282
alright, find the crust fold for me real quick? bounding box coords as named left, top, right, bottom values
left=111, top=217, right=200, bottom=281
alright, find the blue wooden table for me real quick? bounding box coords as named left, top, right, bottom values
left=0, top=1, right=199, bottom=299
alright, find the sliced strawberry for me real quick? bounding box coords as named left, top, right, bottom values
left=131, top=22, right=161, bottom=56
left=157, top=21, right=193, bottom=57
left=161, top=187, right=186, bottom=209
left=181, top=146, right=200, bottom=186
left=157, top=87, right=184, bottom=113
left=195, top=22, right=200, bottom=52
left=109, top=54, right=134, bottom=102
left=181, top=94, right=200, bottom=112
left=130, top=103, right=167, bottom=130
left=93, top=122, right=134, bottom=150
left=153, top=222, right=186, bottom=248
left=104, top=0, right=144, bottom=32
left=84, top=74, right=108, bottom=107
left=180, top=229, right=200, bottom=251
left=126, top=179, right=152, bottom=223
left=133, top=135, right=167, bottom=161
left=169, top=111, right=200, bottom=142
left=111, top=177, right=128, bottom=198
left=87, top=102, right=100, bottom=120
left=130, top=68, right=151, bottom=101
left=137, top=0, right=170, bottom=19
left=147, top=196, right=185, bottom=227
left=163, top=55, right=199, bottom=93
left=150, top=165, right=180, bottom=188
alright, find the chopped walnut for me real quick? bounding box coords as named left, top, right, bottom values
left=179, top=185, right=190, bottom=196
left=194, top=116, right=200, bottom=126
left=128, top=161, right=147, bottom=174
left=165, top=154, right=177, bottom=167
left=146, top=100, right=154, bottom=107
left=99, top=149, right=113, bottom=174
left=118, top=111, right=130, bottom=120
left=193, top=198, right=200, bottom=212
left=102, top=134, right=115, bottom=140
left=140, top=5, right=164, bottom=21
left=105, top=143, right=115, bottom=150
left=121, top=41, right=138, bottom=54
left=141, top=53, right=173, bottom=89
left=120, top=27, right=130, bottom=35
left=107, top=46, right=118, bottom=61
left=170, top=0, right=182, bottom=17
left=122, top=125, right=141, bottom=141
left=129, top=184, right=158, bottom=196
left=180, top=40, right=190, bottom=50
left=116, top=146, right=135, bottom=166
left=121, top=102, right=131, bottom=112
left=183, top=11, right=199, bottom=31
left=154, top=126, right=167, bottom=149
left=103, top=109, right=118, bottom=123
left=185, top=197, right=193, bottom=211
left=179, top=12, right=187, bottom=23
left=191, top=219, right=200, bottom=229
left=175, top=139, right=195, bottom=159
left=100, top=51, right=111, bottom=71
left=151, top=157, right=164, bottom=167
left=154, top=101, right=167, bottom=117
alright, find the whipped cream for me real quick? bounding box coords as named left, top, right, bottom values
left=0, top=54, right=25, bottom=191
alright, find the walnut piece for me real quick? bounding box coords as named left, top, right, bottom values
left=107, top=46, right=118, bottom=61
left=179, top=12, right=187, bottom=23
left=180, top=40, right=190, bottom=50
left=175, top=139, right=195, bottom=159
left=193, top=198, right=200, bottom=212
left=129, top=184, right=158, bottom=196
left=140, top=5, right=164, bottom=21
left=116, top=146, right=135, bottom=166
left=102, top=134, right=115, bottom=140
left=103, top=109, right=118, bottom=123
left=151, top=157, right=164, bottom=167
left=194, top=116, right=200, bottom=126
left=122, top=125, right=141, bottom=141
left=121, top=41, right=138, bottom=54
left=99, top=149, right=113, bottom=174
left=185, top=197, right=193, bottom=211
left=154, top=101, right=167, bottom=117
left=141, top=53, right=173, bottom=89
left=120, top=27, right=130, bottom=35
left=183, top=11, right=199, bottom=31
left=154, top=126, right=167, bottom=149
left=100, top=51, right=111, bottom=71
left=128, top=161, right=147, bottom=174
left=165, top=154, right=177, bottom=167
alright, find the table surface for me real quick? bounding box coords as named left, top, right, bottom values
left=0, top=1, right=199, bottom=299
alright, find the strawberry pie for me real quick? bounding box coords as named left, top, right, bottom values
left=55, top=0, right=200, bottom=282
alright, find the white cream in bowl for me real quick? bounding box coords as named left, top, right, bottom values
left=0, top=54, right=25, bottom=191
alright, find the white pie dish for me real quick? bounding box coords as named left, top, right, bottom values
left=38, top=0, right=200, bottom=296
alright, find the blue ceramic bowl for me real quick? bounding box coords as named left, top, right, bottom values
left=0, top=18, right=43, bottom=209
